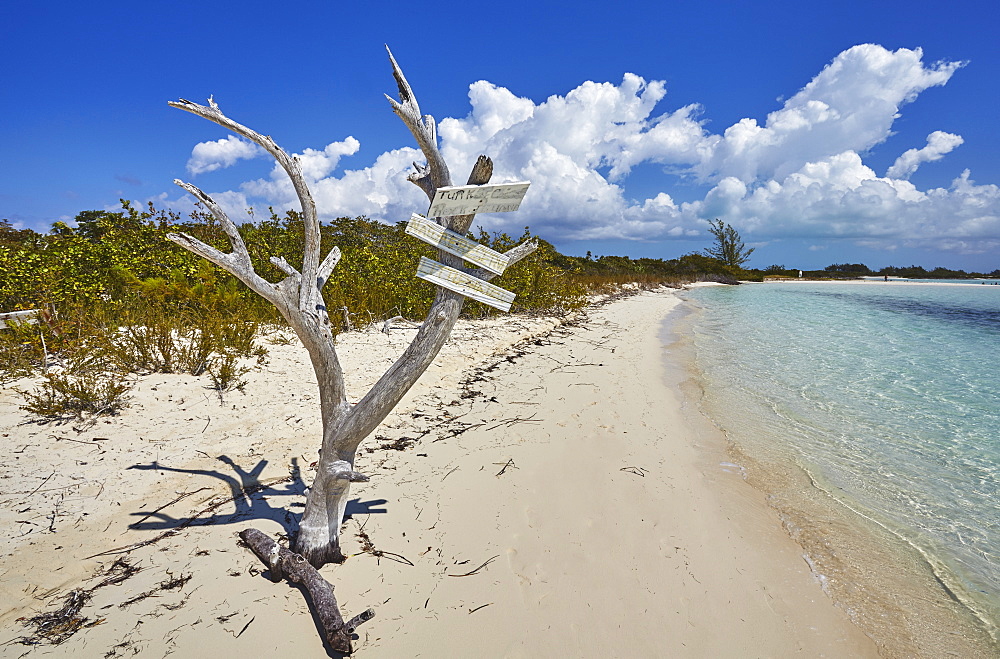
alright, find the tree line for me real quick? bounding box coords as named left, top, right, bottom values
left=761, top=262, right=1000, bottom=279
left=821, top=262, right=999, bottom=279
left=1, top=206, right=759, bottom=317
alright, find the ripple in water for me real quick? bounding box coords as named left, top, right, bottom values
left=682, top=282, right=1000, bottom=652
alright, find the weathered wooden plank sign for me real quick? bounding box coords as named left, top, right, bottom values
left=0, top=309, right=40, bottom=329
left=405, top=214, right=510, bottom=275
left=415, top=257, right=515, bottom=312
left=409, top=179, right=531, bottom=312
left=427, top=182, right=530, bottom=218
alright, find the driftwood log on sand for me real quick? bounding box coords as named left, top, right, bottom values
left=239, top=528, right=374, bottom=654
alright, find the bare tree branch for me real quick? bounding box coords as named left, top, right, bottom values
left=168, top=101, right=348, bottom=418
left=465, top=239, right=541, bottom=282
left=406, top=162, right=436, bottom=200
left=168, top=97, right=322, bottom=313
left=165, top=228, right=280, bottom=304
left=270, top=256, right=302, bottom=281
left=317, top=247, right=342, bottom=289
left=166, top=231, right=238, bottom=272
left=384, top=46, right=451, bottom=194
left=239, top=528, right=374, bottom=654
left=172, top=180, right=249, bottom=258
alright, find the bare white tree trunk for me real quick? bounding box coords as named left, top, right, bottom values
left=166, top=48, right=537, bottom=567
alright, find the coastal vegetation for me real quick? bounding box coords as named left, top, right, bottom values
left=823, top=262, right=1000, bottom=279
left=766, top=262, right=1000, bottom=280
left=3, top=204, right=991, bottom=421
left=0, top=206, right=748, bottom=401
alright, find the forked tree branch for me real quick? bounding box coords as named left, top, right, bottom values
left=166, top=100, right=348, bottom=411
left=165, top=182, right=279, bottom=303
left=169, top=97, right=323, bottom=313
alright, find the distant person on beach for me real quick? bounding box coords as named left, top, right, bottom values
left=884, top=275, right=889, bottom=282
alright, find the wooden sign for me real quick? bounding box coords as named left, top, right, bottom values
left=427, top=182, right=530, bottom=217
left=405, top=214, right=510, bottom=275
left=416, top=257, right=515, bottom=312
left=0, top=309, right=39, bottom=329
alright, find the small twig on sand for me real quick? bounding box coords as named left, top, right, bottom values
left=233, top=616, right=255, bottom=638
left=484, top=414, right=540, bottom=432
left=448, top=555, right=499, bottom=577
left=27, top=471, right=56, bottom=497
left=131, top=488, right=210, bottom=527
left=620, top=466, right=648, bottom=477
left=51, top=435, right=99, bottom=447
left=381, top=315, right=420, bottom=334
left=494, top=459, right=517, bottom=477
left=469, top=603, right=493, bottom=614
left=356, top=521, right=414, bottom=566
left=47, top=499, right=61, bottom=533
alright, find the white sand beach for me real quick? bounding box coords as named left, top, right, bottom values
left=0, top=287, right=878, bottom=657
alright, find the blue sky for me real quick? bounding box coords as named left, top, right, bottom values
left=3, top=0, right=998, bottom=271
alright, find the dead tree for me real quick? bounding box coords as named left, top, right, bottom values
left=166, top=48, right=537, bottom=568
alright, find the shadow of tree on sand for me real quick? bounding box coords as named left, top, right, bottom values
left=126, top=455, right=387, bottom=536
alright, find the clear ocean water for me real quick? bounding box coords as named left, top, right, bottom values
left=680, top=281, right=999, bottom=647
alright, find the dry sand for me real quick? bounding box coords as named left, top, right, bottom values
left=0, top=287, right=878, bottom=657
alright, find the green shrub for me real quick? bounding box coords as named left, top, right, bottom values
left=19, top=347, right=132, bottom=421
left=207, top=352, right=252, bottom=394
left=0, top=317, right=46, bottom=383
left=20, top=372, right=131, bottom=420
left=3, top=203, right=737, bottom=408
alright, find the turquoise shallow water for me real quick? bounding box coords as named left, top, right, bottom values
left=681, top=281, right=999, bottom=641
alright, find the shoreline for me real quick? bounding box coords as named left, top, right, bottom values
left=1, top=288, right=877, bottom=656
left=676, top=285, right=999, bottom=658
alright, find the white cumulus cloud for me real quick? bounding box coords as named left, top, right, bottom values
left=187, top=135, right=264, bottom=175
left=697, top=44, right=962, bottom=183
left=886, top=131, right=964, bottom=179
left=167, top=44, right=999, bottom=256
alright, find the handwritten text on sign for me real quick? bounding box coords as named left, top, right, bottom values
left=405, top=214, right=510, bottom=275
left=415, top=257, right=515, bottom=312
left=427, top=182, right=530, bottom=217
